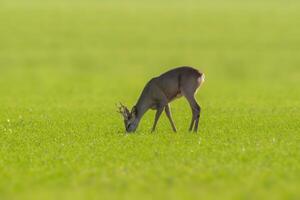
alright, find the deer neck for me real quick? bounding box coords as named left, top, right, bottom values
left=135, top=98, right=151, bottom=121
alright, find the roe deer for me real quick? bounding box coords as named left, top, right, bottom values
left=118, top=66, right=205, bottom=133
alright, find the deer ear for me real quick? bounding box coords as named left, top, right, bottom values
left=131, top=106, right=137, bottom=117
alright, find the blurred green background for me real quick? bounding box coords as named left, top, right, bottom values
left=0, top=0, right=299, bottom=199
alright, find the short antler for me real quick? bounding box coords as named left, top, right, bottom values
left=117, top=102, right=130, bottom=119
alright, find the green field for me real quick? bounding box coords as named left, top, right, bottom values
left=1, top=0, right=300, bottom=199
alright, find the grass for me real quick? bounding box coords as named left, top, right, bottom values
left=0, top=0, right=300, bottom=199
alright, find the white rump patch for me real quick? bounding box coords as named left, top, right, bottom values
left=195, top=73, right=205, bottom=94
left=198, top=73, right=205, bottom=85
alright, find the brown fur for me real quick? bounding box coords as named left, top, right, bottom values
left=119, top=66, right=205, bottom=133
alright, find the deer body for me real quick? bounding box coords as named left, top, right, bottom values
left=118, top=66, right=205, bottom=133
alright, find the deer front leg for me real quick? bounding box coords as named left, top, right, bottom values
left=151, top=105, right=164, bottom=133
left=165, top=104, right=177, bottom=132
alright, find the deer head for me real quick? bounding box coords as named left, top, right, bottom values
left=117, top=103, right=138, bottom=133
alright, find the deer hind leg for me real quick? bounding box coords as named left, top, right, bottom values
left=181, top=81, right=201, bottom=133
left=185, top=95, right=201, bottom=132
left=193, top=101, right=201, bottom=132
left=189, top=116, right=195, bottom=132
